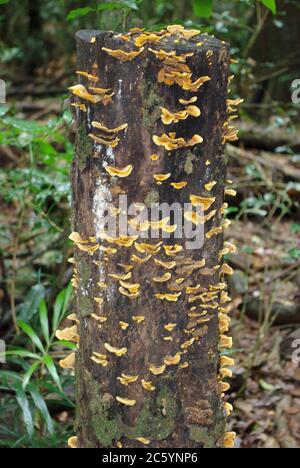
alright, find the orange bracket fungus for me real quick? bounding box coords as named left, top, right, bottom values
left=72, top=27, right=239, bottom=449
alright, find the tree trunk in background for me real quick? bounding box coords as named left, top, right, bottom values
left=71, top=28, right=232, bottom=448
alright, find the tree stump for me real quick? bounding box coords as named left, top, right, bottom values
left=69, top=26, right=236, bottom=449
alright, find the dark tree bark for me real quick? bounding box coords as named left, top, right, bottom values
left=70, top=27, right=234, bottom=449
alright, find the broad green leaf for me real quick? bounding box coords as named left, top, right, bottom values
left=18, top=321, right=45, bottom=354
left=259, top=0, right=277, bottom=14
left=193, top=0, right=213, bottom=18
left=119, top=0, right=139, bottom=10
left=18, top=284, right=45, bottom=321
left=22, top=362, right=41, bottom=389
left=97, top=2, right=126, bottom=11
left=52, top=284, right=73, bottom=333
left=66, top=7, right=95, bottom=21
left=39, top=300, right=50, bottom=344
left=5, top=348, right=41, bottom=360
left=52, top=340, right=77, bottom=351
left=0, top=0, right=10, bottom=5
left=29, top=385, right=54, bottom=435
left=43, top=355, right=62, bottom=391
left=15, top=383, right=34, bottom=437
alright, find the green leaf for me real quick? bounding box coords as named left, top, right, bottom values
left=18, top=321, right=45, bottom=354
left=52, top=284, right=73, bottom=333
left=0, top=0, right=10, bottom=5
left=39, top=300, right=50, bottom=345
left=259, top=0, right=277, bottom=14
left=52, top=340, right=77, bottom=351
left=288, top=248, right=300, bottom=260
left=29, top=385, right=54, bottom=435
left=66, top=7, right=95, bottom=21
left=19, top=284, right=45, bottom=321
left=22, top=362, right=41, bottom=389
left=5, top=348, right=41, bottom=360
left=97, top=2, right=126, bottom=11
left=43, top=355, right=62, bottom=391
left=14, top=382, right=34, bottom=437
left=193, top=0, right=213, bottom=18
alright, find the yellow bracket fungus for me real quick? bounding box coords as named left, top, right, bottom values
left=116, top=397, right=137, bottom=406
left=149, top=364, right=166, bottom=375
left=141, top=380, right=156, bottom=392
left=68, top=437, right=78, bottom=449
left=155, top=292, right=181, bottom=302
left=102, top=47, right=144, bottom=61
left=69, top=84, right=105, bottom=104
left=109, top=272, right=132, bottom=281
left=117, top=374, right=138, bottom=386
left=135, top=33, right=161, bottom=47
left=219, top=335, right=233, bottom=349
left=164, top=354, right=181, bottom=366
left=104, top=343, right=128, bottom=357
left=59, top=353, right=76, bottom=370
left=131, top=254, right=152, bottom=264
left=91, top=314, right=107, bottom=323
left=181, top=338, right=195, bottom=349
left=89, top=134, right=120, bottom=148
left=205, top=181, right=217, bottom=192
left=161, top=105, right=201, bottom=125
left=119, top=321, right=130, bottom=330
left=164, top=323, right=177, bottom=332
left=179, top=96, right=198, bottom=105
left=189, top=194, right=216, bottom=210
left=132, top=316, right=145, bottom=324
left=154, top=173, right=171, bottom=182
left=135, top=437, right=151, bottom=445
left=163, top=245, right=183, bottom=256
left=119, top=287, right=139, bottom=299
left=91, top=352, right=108, bottom=367
left=92, top=121, right=128, bottom=134
left=171, top=181, right=188, bottom=190
left=153, top=272, right=172, bottom=283
left=224, top=432, right=236, bottom=449
left=153, top=133, right=203, bottom=151
left=104, top=165, right=133, bottom=178
left=56, top=326, right=79, bottom=343
left=220, top=263, right=234, bottom=276
left=149, top=48, right=194, bottom=63
left=76, top=71, right=99, bottom=82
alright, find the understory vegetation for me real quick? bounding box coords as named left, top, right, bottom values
left=0, top=0, right=299, bottom=448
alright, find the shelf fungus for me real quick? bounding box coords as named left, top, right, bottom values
left=59, top=352, right=76, bottom=370
left=131, top=254, right=152, bottom=264
left=219, top=314, right=231, bottom=334
left=164, top=354, right=181, bottom=366
left=154, top=173, right=171, bottom=183
left=220, top=263, right=234, bottom=276
left=171, top=181, right=188, bottom=190
left=163, top=244, right=183, bottom=256
left=68, top=437, right=78, bottom=449
left=189, top=194, right=216, bottom=210
left=164, top=323, right=177, bottom=332
left=103, top=234, right=138, bottom=248
left=102, top=47, right=144, bottom=61
left=160, top=105, right=201, bottom=125
left=69, top=84, right=103, bottom=104
left=104, top=343, right=128, bottom=357
left=179, top=96, right=198, bottom=105
left=56, top=326, right=79, bottom=343
left=135, top=437, right=151, bottom=445
left=104, top=165, right=133, bottom=178
left=153, top=272, right=172, bottom=283
left=153, top=133, right=203, bottom=151
left=116, top=396, right=137, bottom=406
left=219, top=335, right=233, bottom=349
left=223, top=432, right=236, bottom=449
left=181, top=338, right=195, bottom=349
left=91, top=352, right=108, bottom=367
left=155, top=292, right=182, bottom=302
left=141, top=380, right=156, bottom=392
left=119, top=321, right=130, bottom=330
left=205, top=181, right=217, bottom=192
left=149, top=364, right=166, bottom=375
left=91, top=314, right=107, bottom=323
left=225, top=188, right=237, bottom=197
left=149, top=48, right=194, bottom=63
left=76, top=71, right=99, bottom=82
left=135, top=33, right=161, bottom=47
left=117, top=374, right=138, bottom=386
left=154, top=259, right=176, bottom=271
left=119, top=287, right=139, bottom=299
left=109, top=272, right=132, bottom=281
left=132, top=315, right=145, bottom=324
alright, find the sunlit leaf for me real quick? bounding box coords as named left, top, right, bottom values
left=18, top=321, right=45, bottom=354
left=259, top=0, right=277, bottom=14
left=39, top=300, right=50, bottom=345
left=43, top=355, right=62, bottom=391
left=193, top=0, right=213, bottom=18
left=66, top=7, right=95, bottom=21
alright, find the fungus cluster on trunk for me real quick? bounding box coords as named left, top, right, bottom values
left=59, top=24, right=243, bottom=449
